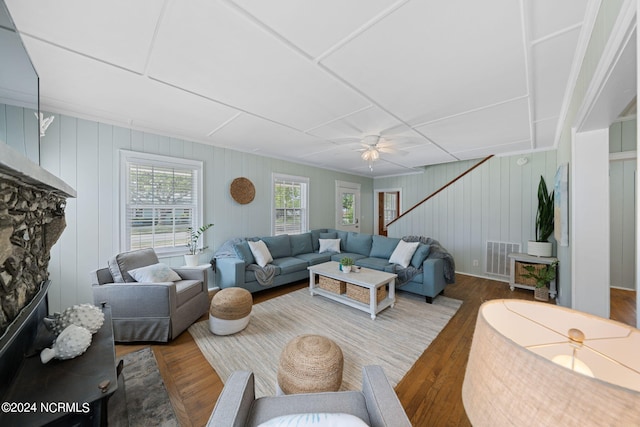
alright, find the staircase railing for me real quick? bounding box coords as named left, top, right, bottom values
left=386, top=155, right=494, bottom=228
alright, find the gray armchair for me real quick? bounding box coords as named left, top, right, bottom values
left=90, top=248, right=209, bottom=342
left=207, top=365, right=412, bottom=427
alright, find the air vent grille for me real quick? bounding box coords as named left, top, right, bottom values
left=485, top=241, right=520, bottom=277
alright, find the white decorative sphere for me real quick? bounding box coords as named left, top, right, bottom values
left=40, top=324, right=92, bottom=364
left=45, top=303, right=105, bottom=335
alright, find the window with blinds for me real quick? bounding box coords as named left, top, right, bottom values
left=120, top=151, right=203, bottom=255
left=273, top=173, right=309, bottom=236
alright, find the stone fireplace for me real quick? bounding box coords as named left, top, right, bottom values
left=0, top=143, right=75, bottom=337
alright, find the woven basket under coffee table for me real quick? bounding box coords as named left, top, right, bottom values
left=277, top=334, right=344, bottom=395
left=208, top=287, right=252, bottom=335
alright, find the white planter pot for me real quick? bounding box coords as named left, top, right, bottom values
left=527, top=241, right=552, bottom=257
left=341, top=265, right=352, bottom=273
left=184, top=254, right=200, bottom=267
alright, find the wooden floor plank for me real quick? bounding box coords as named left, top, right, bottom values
left=116, top=276, right=636, bottom=427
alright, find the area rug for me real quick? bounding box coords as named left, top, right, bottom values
left=112, top=347, right=178, bottom=427
left=189, top=288, right=462, bottom=398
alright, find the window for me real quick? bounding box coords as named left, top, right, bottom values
left=272, top=173, right=309, bottom=235
left=120, top=150, right=203, bottom=255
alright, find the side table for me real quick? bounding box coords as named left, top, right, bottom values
left=508, top=253, right=558, bottom=298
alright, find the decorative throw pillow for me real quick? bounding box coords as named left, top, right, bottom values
left=318, top=238, right=341, bottom=254
left=410, top=244, right=431, bottom=269
left=389, top=240, right=420, bottom=268
left=233, top=241, right=255, bottom=264
left=257, top=413, right=369, bottom=427
left=128, top=263, right=181, bottom=283
left=248, top=240, right=273, bottom=267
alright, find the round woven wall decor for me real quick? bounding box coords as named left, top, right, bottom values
left=230, top=177, right=255, bottom=204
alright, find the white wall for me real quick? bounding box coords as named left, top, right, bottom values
left=376, top=152, right=557, bottom=279
left=20, top=112, right=372, bottom=312
left=572, top=129, right=611, bottom=318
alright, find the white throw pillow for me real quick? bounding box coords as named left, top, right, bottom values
left=318, top=238, right=341, bottom=254
left=389, top=240, right=420, bottom=268
left=258, top=413, right=369, bottom=427
left=248, top=240, right=273, bottom=267
left=128, top=263, right=181, bottom=282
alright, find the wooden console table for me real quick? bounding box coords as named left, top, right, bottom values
left=508, top=253, right=558, bottom=298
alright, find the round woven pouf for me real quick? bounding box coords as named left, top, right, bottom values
left=209, top=287, right=252, bottom=335
left=277, top=334, right=343, bottom=395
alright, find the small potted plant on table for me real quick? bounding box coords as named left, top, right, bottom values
left=185, top=223, right=214, bottom=266
left=340, top=257, right=354, bottom=273
left=521, top=261, right=558, bottom=301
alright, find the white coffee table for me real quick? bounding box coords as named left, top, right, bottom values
left=308, top=261, right=397, bottom=319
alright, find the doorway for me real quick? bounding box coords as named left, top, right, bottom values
left=335, top=181, right=360, bottom=232
left=377, top=191, right=400, bottom=236
left=374, top=188, right=402, bottom=236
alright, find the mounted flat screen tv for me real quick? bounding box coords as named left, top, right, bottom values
left=0, top=0, right=40, bottom=163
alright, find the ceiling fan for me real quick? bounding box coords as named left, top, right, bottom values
left=357, top=135, right=408, bottom=170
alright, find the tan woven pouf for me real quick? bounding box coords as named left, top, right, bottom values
left=277, top=334, right=344, bottom=395
left=208, top=287, right=252, bottom=335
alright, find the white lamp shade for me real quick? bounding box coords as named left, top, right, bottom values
left=462, top=300, right=640, bottom=426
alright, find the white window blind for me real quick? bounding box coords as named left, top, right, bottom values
left=121, top=151, right=203, bottom=255
left=273, top=174, right=309, bottom=236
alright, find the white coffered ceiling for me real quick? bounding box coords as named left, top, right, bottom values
left=5, top=0, right=590, bottom=177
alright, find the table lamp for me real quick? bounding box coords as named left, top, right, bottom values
left=462, top=299, right=640, bottom=426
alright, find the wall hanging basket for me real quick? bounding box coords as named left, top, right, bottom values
left=230, top=177, right=255, bottom=204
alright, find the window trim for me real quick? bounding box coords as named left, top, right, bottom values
left=271, top=173, right=310, bottom=236
left=119, top=150, right=204, bottom=256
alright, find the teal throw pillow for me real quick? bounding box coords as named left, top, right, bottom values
left=234, top=241, right=255, bottom=264
left=410, top=244, right=431, bottom=269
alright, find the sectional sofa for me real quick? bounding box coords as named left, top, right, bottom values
left=215, top=229, right=452, bottom=303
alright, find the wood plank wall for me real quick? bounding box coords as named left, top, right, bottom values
left=378, top=152, right=557, bottom=280
left=2, top=107, right=373, bottom=312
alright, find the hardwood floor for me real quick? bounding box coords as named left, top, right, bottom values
left=115, top=276, right=636, bottom=427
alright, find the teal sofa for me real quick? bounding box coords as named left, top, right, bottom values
left=215, top=229, right=452, bottom=303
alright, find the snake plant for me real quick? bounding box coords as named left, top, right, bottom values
left=535, top=176, right=554, bottom=242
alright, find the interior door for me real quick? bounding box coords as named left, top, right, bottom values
left=335, top=181, right=360, bottom=232
left=378, top=191, right=399, bottom=236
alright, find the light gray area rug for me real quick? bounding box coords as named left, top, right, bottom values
left=189, top=288, right=462, bottom=398
left=116, top=347, right=178, bottom=427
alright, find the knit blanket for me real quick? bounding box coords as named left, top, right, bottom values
left=246, top=264, right=277, bottom=286
left=395, top=236, right=456, bottom=285
left=214, top=238, right=276, bottom=286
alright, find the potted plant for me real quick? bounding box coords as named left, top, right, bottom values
left=527, top=175, right=554, bottom=257
left=340, top=257, right=354, bottom=273
left=185, top=223, right=214, bottom=266
left=521, top=261, right=558, bottom=301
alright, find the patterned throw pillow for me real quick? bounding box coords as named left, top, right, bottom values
left=128, top=263, right=181, bottom=283
left=318, top=238, right=341, bottom=254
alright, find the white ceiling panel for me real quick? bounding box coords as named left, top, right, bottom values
left=415, top=98, right=531, bottom=153
left=528, top=0, right=587, bottom=41
left=532, top=28, right=581, bottom=121
left=3, top=1, right=592, bottom=177
left=229, top=0, right=401, bottom=58
left=5, top=0, right=164, bottom=73
left=307, top=105, right=405, bottom=140
left=23, top=37, right=239, bottom=139
left=147, top=0, right=369, bottom=132
left=321, top=0, right=527, bottom=125
left=455, top=140, right=532, bottom=160
left=534, top=117, right=557, bottom=149
left=208, top=113, right=332, bottom=159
